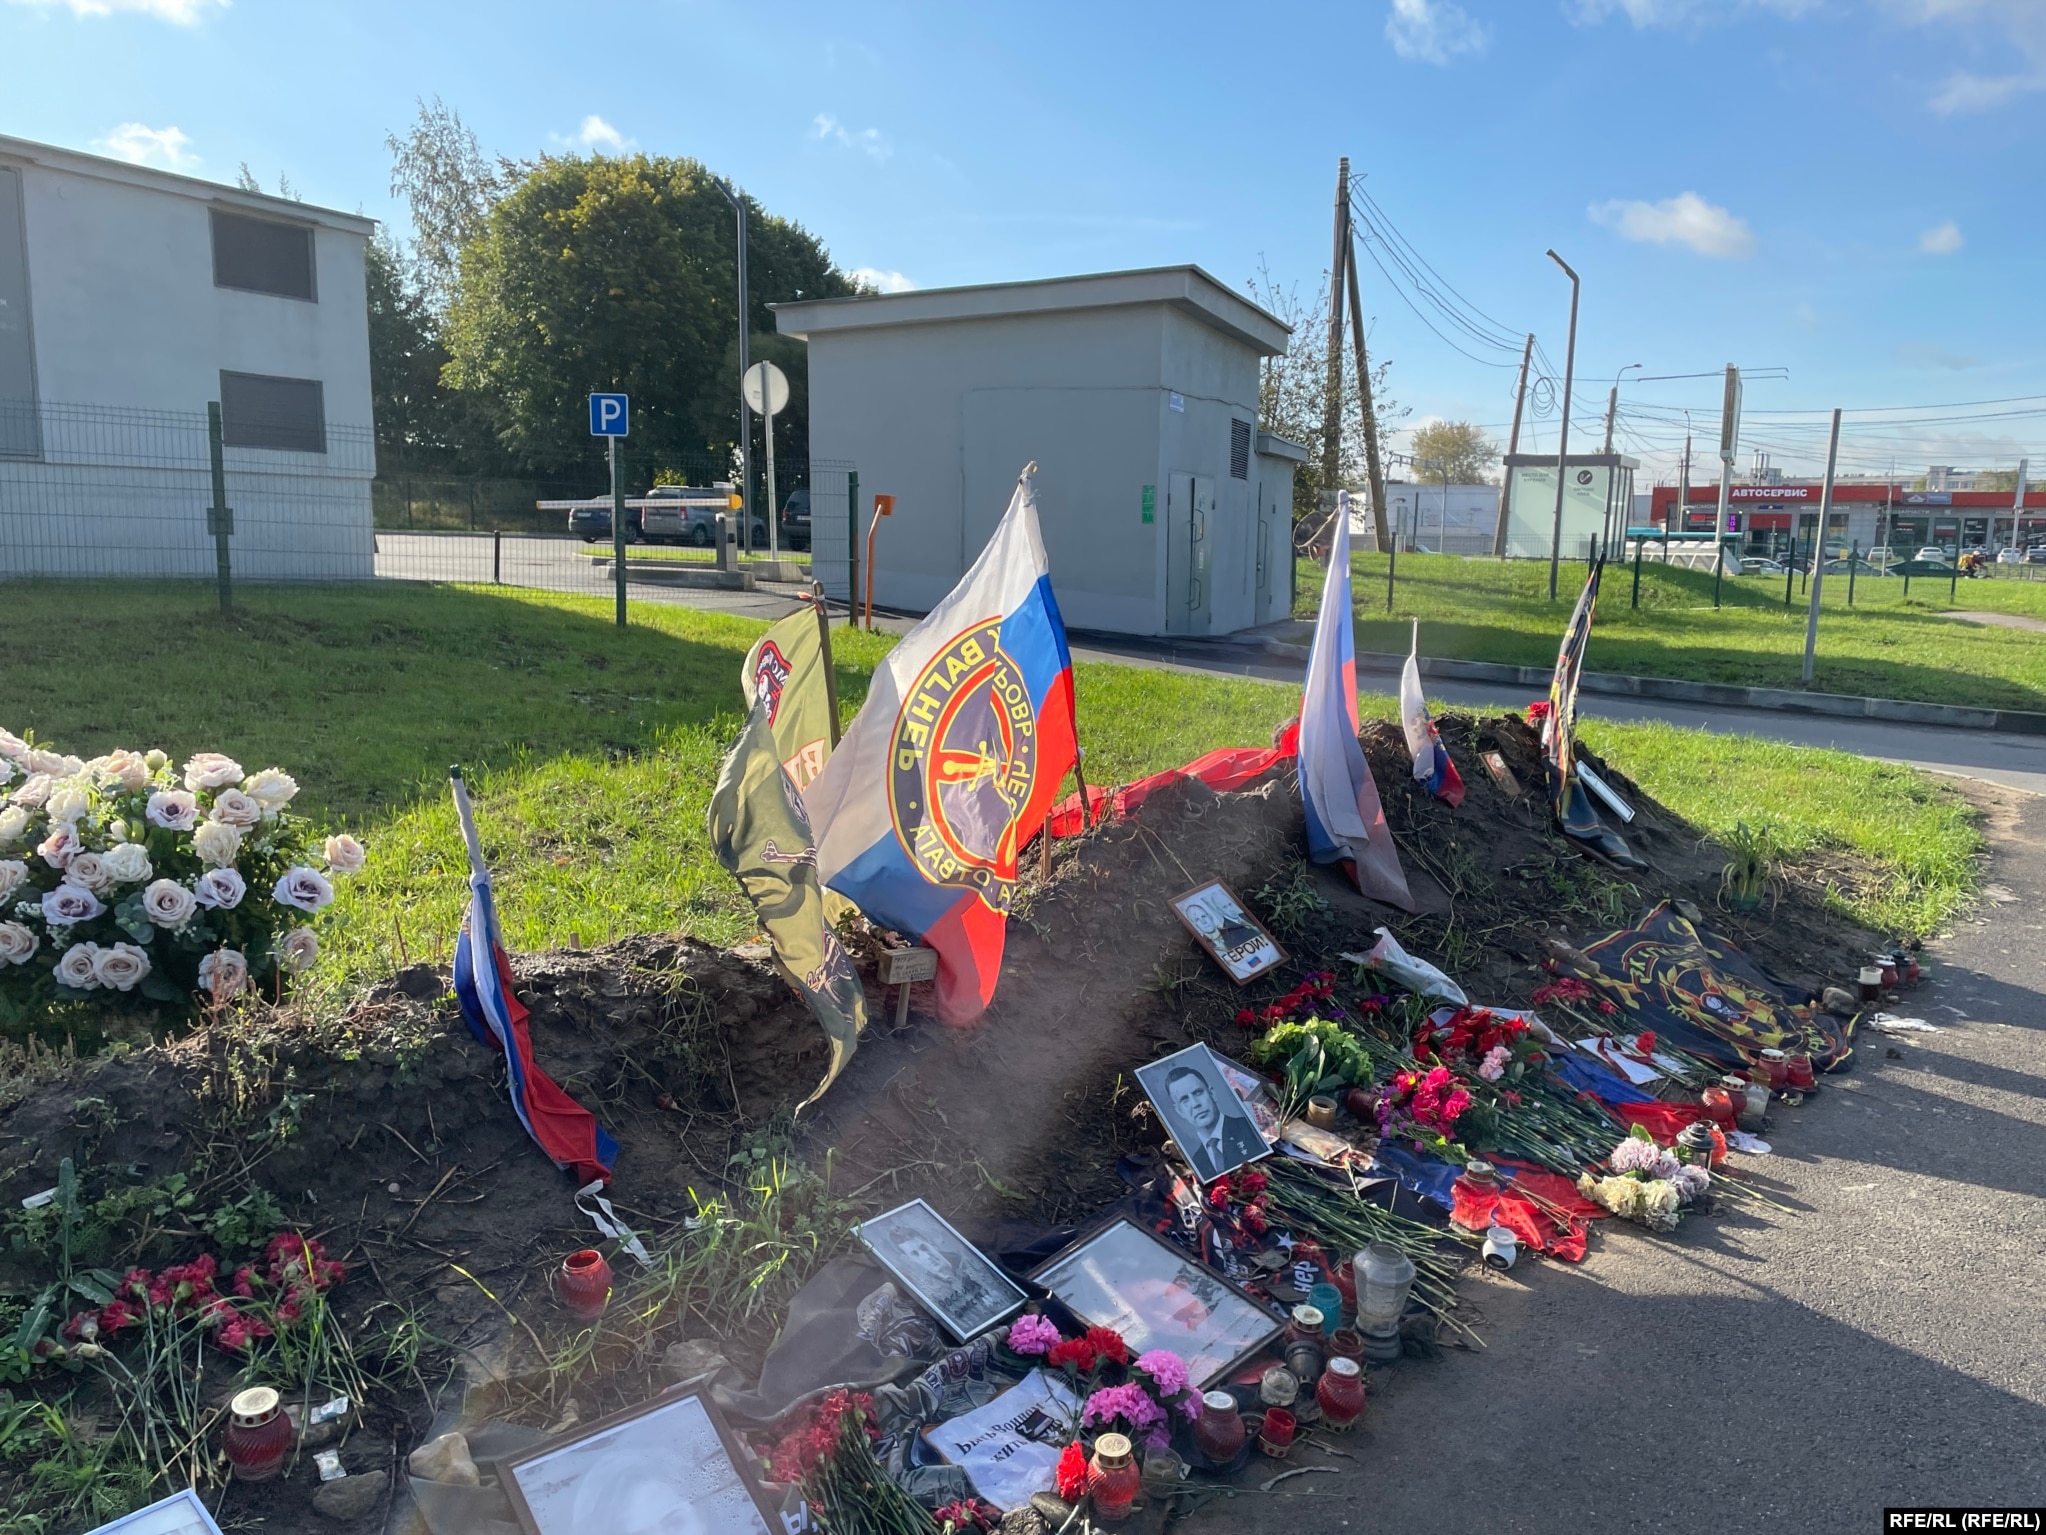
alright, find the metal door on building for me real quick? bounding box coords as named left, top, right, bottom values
left=1166, top=472, right=1213, bottom=634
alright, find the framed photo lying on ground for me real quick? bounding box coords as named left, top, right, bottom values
left=1171, top=880, right=1286, bottom=983
left=1135, top=1041, right=1274, bottom=1184
left=501, top=1386, right=780, bottom=1535
left=854, top=1198, right=1028, bottom=1342
left=1029, top=1218, right=1282, bottom=1388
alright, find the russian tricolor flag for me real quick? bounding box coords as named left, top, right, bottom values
left=804, top=468, right=1078, bottom=1025
left=1298, top=492, right=1413, bottom=909
left=451, top=771, right=618, bottom=1187
left=1400, top=619, right=1466, bottom=807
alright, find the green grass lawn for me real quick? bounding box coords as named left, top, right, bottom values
left=0, top=582, right=1981, bottom=1002
left=1295, top=552, right=2046, bottom=713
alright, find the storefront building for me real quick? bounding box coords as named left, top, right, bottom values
left=1647, top=482, right=2046, bottom=555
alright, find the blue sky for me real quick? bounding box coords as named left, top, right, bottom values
left=6, top=0, right=2046, bottom=480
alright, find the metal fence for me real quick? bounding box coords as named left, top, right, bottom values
left=1, top=398, right=846, bottom=605
left=2, top=398, right=375, bottom=580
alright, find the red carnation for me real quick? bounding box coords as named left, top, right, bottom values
left=1084, top=1326, right=1131, bottom=1367
left=1238, top=1170, right=1268, bottom=1197
left=1048, top=1337, right=1097, bottom=1372
left=1055, top=1442, right=1089, bottom=1500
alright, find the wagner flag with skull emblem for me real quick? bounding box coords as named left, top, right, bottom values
left=802, top=467, right=1079, bottom=1025
left=708, top=698, right=868, bottom=1110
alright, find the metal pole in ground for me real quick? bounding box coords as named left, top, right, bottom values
left=610, top=435, right=627, bottom=628
left=845, top=470, right=860, bottom=628
left=1802, top=407, right=1841, bottom=685
left=718, top=179, right=754, bottom=559
left=1386, top=498, right=1398, bottom=612
left=1632, top=536, right=1643, bottom=608
left=493, top=529, right=501, bottom=585
left=1848, top=541, right=1858, bottom=607
left=1713, top=365, right=1740, bottom=609
left=1491, top=333, right=1534, bottom=557
left=206, top=401, right=232, bottom=613
left=1545, top=250, right=1580, bottom=601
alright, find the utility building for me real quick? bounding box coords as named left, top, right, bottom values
left=0, top=134, right=375, bottom=579
left=775, top=267, right=1303, bottom=636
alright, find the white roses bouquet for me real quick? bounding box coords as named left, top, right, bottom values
left=0, top=726, right=363, bottom=1016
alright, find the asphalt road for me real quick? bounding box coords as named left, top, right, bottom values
left=1183, top=785, right=2046, bottom=1534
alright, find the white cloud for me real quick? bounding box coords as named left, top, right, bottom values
left=1385, top=0, right=1489, bottom=63
left=1565, top=0, right=1818, bottom=25
left=93, top=122, right=197, bottom=170
left=1589, top=191, right=1756, bottom=258
left=851, top=267, right=915, bottom=294
left=549, top=115, right=631, bottom=154
left=5, top=0, right=225, bottom=20
left=1888, top=1, right=2046, bottom=111
left=1919, top=220, right=1964, bottom=254
left=811, top=113, right=891, bottom=163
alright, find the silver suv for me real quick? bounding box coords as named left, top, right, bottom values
left=638, top=485, right=766, bottom=547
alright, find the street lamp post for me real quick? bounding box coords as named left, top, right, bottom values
left=1546, top=250, right=1580, bottom=601
left=716, top=179, right=753, bottom=556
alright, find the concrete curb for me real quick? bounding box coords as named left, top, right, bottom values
left=1248, top=638, right=2046, bottom=737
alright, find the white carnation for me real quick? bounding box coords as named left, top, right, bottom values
left=191, top=820, right=243, bottom=868
left=37, top=822, right=82, bottom=870
left=272, top=866, right=334, bottom=912
left=92, top=942, right=151, bottom=992
left=0, top=860, right=25, bottom=903
left=54, top=942, right=101, bottom=989
left=145, top=790, right=198, bottom=832
left=197, top=947, right=249, bottom=1000
left=0, top=922, right=37, bottom=966
left=243, top=768, right=299, bottom=816
left=193, top=868, right=246, bottom=910
left=181, top=753, right=244, bottom=791
left=208, top=788, right=263, bottom=829
left=281, top=927, right=319, bottom=972
left=100, top=842, right=152, bottom=885
left=141, top=878, right=197, bottom=929
left=322, top=833, right=366, bottom=876
left=44, top=783, right=89, bottom=824
left=62, top=853, right=113, bottom=895
left=0, top=807, right=26, bottom=846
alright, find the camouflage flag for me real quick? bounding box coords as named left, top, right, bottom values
left=743, top=602, right=839, bottom=793
left=708, top=697, right=867, bottom=1110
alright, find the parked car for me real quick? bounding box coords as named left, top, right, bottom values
left=1913, top=546, right=1949, bottom=563
left=1739, top=557, right=1789, bottom=575
left=2026, top=545, right=2046, bottom=564
left=1997, top=548, right=2025, bottom=565
left=779, top=488, right=812, bottom=552
left=567, top=502, right=642, bottom=543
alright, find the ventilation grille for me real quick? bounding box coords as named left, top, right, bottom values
left=211, top=210, right=316, bottom=301
left=220, top=370, right=326, bottom=453
left=1230, top=419, right=1252, bottom=480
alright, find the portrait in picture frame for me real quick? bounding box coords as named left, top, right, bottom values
left=500, top=1385, right=782, bottom=1535
left=1028, top=1218, right=1282, bottom=1388
left=1170, top=880, right=1286, bottom=984
left=1135, top=1041, right=1275, bottom=1185
left=854, top=1198, right=1028, bottom=1343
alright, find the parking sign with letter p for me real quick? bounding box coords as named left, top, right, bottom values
left=589, top=393, right=630, bottom=438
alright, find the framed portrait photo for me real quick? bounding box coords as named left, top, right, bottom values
left=1171, top=880, right=1286, bottom=984
left=853, top=1198, right=1028, bottom=1343
left=1029, top=1219, right=1282, bottom=1388
left=1135, top=1042, right=1275, bottom=1185
left=501, top=1386, right=781, bottom=1535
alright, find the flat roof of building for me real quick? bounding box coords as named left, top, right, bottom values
left=0, top=134, right=376, bottom=235
left=773, top=264, right=1290, bottom=356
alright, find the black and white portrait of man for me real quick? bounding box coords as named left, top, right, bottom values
left=855, top=1200, right=1026, bottom=1341
left=1135, top=1043, right=1273, bottom=1184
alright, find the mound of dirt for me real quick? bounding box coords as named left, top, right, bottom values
left=0, top=708, right=1896, bottom=1530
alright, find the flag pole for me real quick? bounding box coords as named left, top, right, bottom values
left=449, top=766, right=486, bottom=879
left=810, top=581, right=842, bottom=747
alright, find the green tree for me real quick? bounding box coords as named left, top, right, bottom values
left=365, top=231, right=451, bottom=470
left=442, top=153, right=854, bottom=475
left=1410, top=418, right=1497, bottom=486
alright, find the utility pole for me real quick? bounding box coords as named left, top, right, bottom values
left=717, top=179, right=754, bottom=557
left=1712, top=364, right=1741, bottom=609
left=1320, top=158, right=1350, bottom=521
left=1545, top=250, right=1580, bottom=601
left=1602, top=386, right=1618, bottom=454
left=2009, top=458, right=2029, bottom=553
left=1491, top=332, right=1535, bottom=557
left=1803, top=408, right=1842, bottom=685
left=1345, top=239, right=1392, bottom=552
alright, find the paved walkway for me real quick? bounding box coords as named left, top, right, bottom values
left=1185, top=784, right=2046, bottom=1534
left=1947, top=609, right=2046, bottom=633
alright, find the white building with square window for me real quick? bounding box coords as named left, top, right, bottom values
left=775, top=267, right=1303, bottom=637
left=0, top=134, right=375, bottom=579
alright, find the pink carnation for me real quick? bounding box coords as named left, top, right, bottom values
left=1082, top=1383, right=1167, bottom=1441
left=1135, top=1349, right=1189, bottom=1399
left=1478, top=1045, right=1511, bottom=1082
left=1007, top=1314, right=1063, bottom=1356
